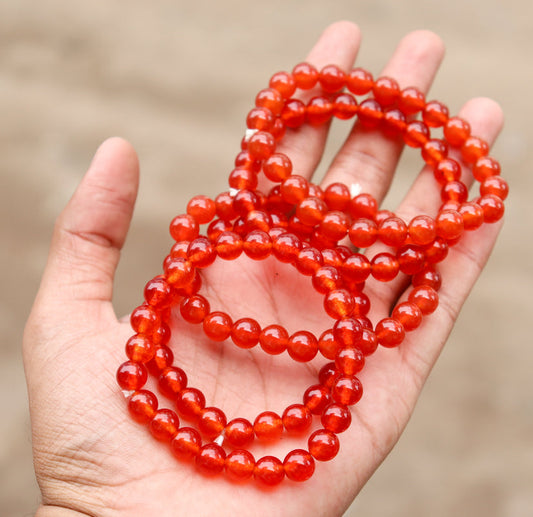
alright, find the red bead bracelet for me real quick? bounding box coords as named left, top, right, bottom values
left=116, top=61, right=507, bottom=485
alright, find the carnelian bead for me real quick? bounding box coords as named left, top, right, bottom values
left=473, top=156, right=501, bottom=182
left=254, top=456, right=285, bottom=485
left=321, top=248, right=343, bottom=267
left=280, top=175, right=309, bottom=204
left=392, top=302, right=423, bottom=331
left=319, top=211, right=350, bottom=241
left=436, top=210, right=464, bottom=240
left=444, top=117, right=471, bottom=147
left=146, top=345, right=174, bottom=375
left=304, top=384, right=331, bottom=415
left=340, top=254, right=371, bottom=283
left=306, top=96, right=334, bottom=125
left=198, top=407, right=227, bottom=439
left=228, top=167, right=258, bottom=190
left=180, top=294, right=210, bottom=324
left=404, top=120, right=430, bottom=147
left=233, top=189, right=260, bottom=216
left=130, top=304, right=160, bottom=335
left=309, top=429, right=340, bottom=461
left=215, top=231, right=243, bottom=260
left=281, top=98, right=307, bottom=128
left=215, top=191, right=238, bottom=221
left=335, top=347, right=364, bottom=376
left=333, top=92, right=358, bottom=119
left=375, top=318, right=405, bottom=348
left=169, top=214, right=199, bottom=242
left=321, top=403, right=352, bottom=433
left=371, top=253, right=400, bottom=282
left=318, top=362, right=338, bottom=388
left=441, top=181, right=468, bottom=203
left=288, top=331, right=318, bottom=362
left=318, top=329, right=340, bottom=360
left=422, top=139, right=448, bottom=166
left=398, top=86, right=425, bottom=115
left=347, top=67, right=373, bottom=94
left=308, top=183, right=325, bottom=200
left=378, top=216, right=408, bottom=247
left=149, top=409, right=179, bottom=442
left=271, top=117, right=286, bottom=141
left=269, top=71, right=296, bottom=98
left=318, top=64, right=345, bottom=92
left=373, top=76, right=400, bottom=106
left=358, top=328, right=378, bottom=356
left=324, top=182, right=351, bottom=210
left=231, top=318, right=261, bottom=349
left=459, top=202, right=484, bottom=230
left=164, top=257, right=195, bottom=287
left=247, top=131, right=276, bottom=161
left=186, top=195, right=216, bottom=224
left=358, top=98, right=383, bottom=128
left=117, top=361, right=148, bottom=390
left=246, top=107, right=275, bottom=131
left=144, top=276, right=174, bottom=310
left=295, top=247, right=323, bottom=276
left=203, top=311, right=232, bottom=342
left=352, top=292, right=371, bottom=317
left=324, top=289, right=355, bottom=319
left=254, top=412, right=283, bottom=441
left=481, top=176, right=509, bottom=200
left=170, top=240, right=190, bottom=259
left=349, top=193, right=378, bottom=220
left=158, top=366, right=188, bottom=399
left=225, top=450, right=256, bottom=481
left=424, top=237, right=449, bottom=264
left=434, top=158, right=461, bottom=185
left=263, top=153, right=293, bottom=182
left=349, top=218, right=378, bottom=248
left=332, top=375, right=363, bottom=406
left=125, top=335, right=155, bottom=363
left=408, top=215, right=437, bottom=246
left=284, top=449, right=315, bottom=482
left=295, top=197, right=327, bottom=226
left=461, top=136, right=489, bottom=164
left=176, top=388, right=206, bottom=420
left=478, top=194, right=505, bottom=223
left=196, top=444, right=226, bottom=476
left=412, top=266, right=442, bottom=291
left=225, top=418, right=254, bottom=448
left=408, top=286, right=439, bottom=315
left=423, top=100, right=449, bottom=127
left=171, top=427, right=202, bottom=461
left=272, top=232, right=302, bottom=263
left=128, top=390, right=158, bottom=423
left=282, top=404, right=312, bottom=433
left=259, top=324, right=288, bottom=355
left=292, top=62, right=319, bottom=89
left=255, top=88, right=284, bottom=116
left=382, top=108, right=407, bottom=136
left=333, top=317, right=363, bottom=348
left=235, top=150, right=262, bottom=172
left=288, top=214, right=314, bottom=238
left=243, top=230, right=272, bottom=260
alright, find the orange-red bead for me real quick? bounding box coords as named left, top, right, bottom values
left=288, top=331, right=319, bottom=362
left=196, top=443, right=226, bottom=476
left=149, top=408, right=179, bottom=442
left=282, top=404, right=312, bottom=433
left=321, top=403, right=352, bottom=433
left=225, top=418, right=254, bottom=448
left=225, top=449, right=255, bottom=480
left=283, top=449, right=315, bottom=482
left=128, top=390, right=158, bottom=423
left=254, top=456, right=285, bottom=485
left=117, top=361, right=148, bottom=390
left=308, top=429, right=340, bottom=461
left=254, top=412, right=283, bottom=441
left=171, top=427, right=202, bottom=461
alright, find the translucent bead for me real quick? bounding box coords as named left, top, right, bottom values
left=203, top=311, right=232, bottom=342
left=125, top=334, right=155, bottom=363
left=158, top=366, right=188, bottom=399
left=271, top=117, right=286, bottom=141
left=408, top=215, right=437, bottom=246
left=340, top=254, right=371, bottom=284
left=130, top=304, right=160, bottom=336
left=272, top=232, right=302, bottom=263
left=358, top=328, right=378, bottom=356
left=196, top=444, right=226, bottom=476
left=444, top=117, right=471, bottom=147
left=117, top=361, right=148, bottom=390
left=382, top=108, right=407, bottom=136
left=269, top=71, right=296, bottom=98
left=171, top=427, right=202, bottom=461
left=333, top=93, right=358, bottom=119
left=480, top=176, right=509, bottom=200
left=180, top=294, right=210, bottom=324
left=164, top=257, right=195, bottom=287
left=408, top=286, right=439, bottom=315
left=255, top=88, right=284, bottom=116
left=424, top=237, right=449, bottom=264
left=281, top=175, right=309, bottom=204
left=319, top=64, right=346, bottom=92
left=392, top=302, right=423, bottom=331
left=303, top=384, right=331, bottom=415
left=198, top=407, right=227, bottom=439
left=332, top=317, right=363, bottom=348
left=324, top=182, right=351, bottom=210
left=254, top=456, right=285, bottom=485
left=375, top=318, right=405, bottom=348
left=373, top=76, right=400, bottom=106
left=473, top=156, right=501, bottom=182
left=146, top=345, right=174, bottom=375
left=295, top=247, right=323, bottom=276
left=186, top=195, right=216, bottom=224
left=436, top=210, right=464, bottom=240
left=281, top=99, right=306, bottom=128
left=225, top=418, right=254, bottom=447
left=324, top=289, right=355, bottom=319
left=434, top=158, right=461, bottom=185
left=321, top=403, right=352, bottom=433
left=263, top=153, right=293, bottom=182
left=352, top=292, right=371, bottom=317
left=461, top=136, right=489, bottom=164
left=357, top=99, right=383, bottom=128
left=246, top=106, right=275, bottom=132
left=254, top=411, right=283, bottom=441
left=144, top=276, right=175, bottom=310
left=478, top=195, right=504, bottom=223
left=288, top=330, right=319, bottom=362
left=331, top=375, right=363, bottom=405
left=441, top=181, right=468, bottom=203
left=149, top=409, right=180, bottom=442
left=412, top=266, right=442, bottom=291
left=318, top=362, right=338, bottom=387
left=233, top=189, right=260, bottom=216
left=282, top=404, right=312, bottom=433
left=378, top=217, right=408, bottom=247
left=423, top=100, right=449, bottom=127
left=292, top=62, right=319, bottom=89
left=284, top=449, right=315, bottom=482
left=335, top=347, right=365, bottom=376
left=235, top=150, right=262, bottom=172
left=404, top=121, right=429, bottom=147
left=308, top=429, right=340, bottom=461
left=371, top=253, right=399, bottom=282
left=257, top=324, right=288, bottom=355
left=422, top=139, right=448, bottom=166
left=225, top=449, right=256, bottom=481
left=306, top=96, right=334, bottom=125
left=128, top=390, right=158, bottom=423
left=459, top=202, right=484, bottom=230
left=215, top=191, right=238, bottom=221
left=215, top=231, right=243, bottom=260
left=169, top=213, right=199, bottom=242
left=318, top=329, right=340, bottom=360
left=319, top=211, right=350, bottom=242
left=176, top=388, right=206, bottom=420
left=349, top=193, right=378, bottom=220
left=243, top=230, right=272, bottom=260
left=228, top=167, right=258, bottom=190
left=398, top=86, right=425, bottom=115
left=347, top=67, right=374, bottom=95
left=348, top=218, right=378, bottom=248
left=247, top=131, right=276, bottom=161
left=231, top=318, right=261, bottom=349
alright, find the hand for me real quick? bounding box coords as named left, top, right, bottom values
left=23, top=21, right=504, bottom=517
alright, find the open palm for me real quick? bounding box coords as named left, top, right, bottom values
left=23, top=22, right=504, bottom=517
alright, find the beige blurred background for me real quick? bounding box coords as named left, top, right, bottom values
left=1, top=1, right=532, bottom=516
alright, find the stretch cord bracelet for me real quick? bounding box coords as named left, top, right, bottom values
left=116, top=62, right=508, bottom=485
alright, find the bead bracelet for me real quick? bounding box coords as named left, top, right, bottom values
left=116, top=62, right=507, bottom=485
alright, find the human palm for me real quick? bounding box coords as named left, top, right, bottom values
left=24, top=22, right=504, bottom=517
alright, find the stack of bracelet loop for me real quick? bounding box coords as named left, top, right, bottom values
left=116, top=62, right=507, bottom=485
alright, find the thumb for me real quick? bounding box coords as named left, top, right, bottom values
left=35, top=137, right=139, bottom=323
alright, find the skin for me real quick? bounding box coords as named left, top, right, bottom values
left=23, top=21, right=504, bottom=517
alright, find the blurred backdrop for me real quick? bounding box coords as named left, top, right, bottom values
left=1, top=1, right=532, bottom=516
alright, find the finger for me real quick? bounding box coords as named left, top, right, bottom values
left=37, top=137, right=139, bottom=318
left=265, top=21, right=361, bottom=186
left=321, top=30, right=445, bottom=199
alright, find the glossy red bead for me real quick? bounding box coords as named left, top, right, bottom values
left=269, top=71, right=296, bottom=98
left=303, top=384, right=331, bottom=415
left=169, top=213, right=199, bottom=242
left=117, top=361, right=148, bottom=390
left=198, top=407, right=227, bottom=439
left=149, top=408, right=180, bottom=442
left=347, top=67, right=374, bottom=94
left=373, top=76, right=400, bottom=106
left=231, top=318, right=261, bottom=349
left=254, top=456, right=285, bottom=485
left=478, top=194, right=505, bottom=223
left=287, top=330, right=319, bottom=362
left=283, top=449, right=315, bottom=482
left=263, top=153, right=293, bottom=182
left=331, top=375, right=363, bottom=406
left=215, top=231, right=243, bottom=260
left=196, top=443, right=226, bottom=476
left=292, top=62, right=319, bottom=89
left=392, top=302, right=423, bottom=331
left=176, top=388, right=206, bottom=421
left=375, top=318, right=405, bottom=348
left=408, top=215, right=437, bottom=246
left=158, top=366, right=188, bottom=399
left=243, top=230, right=272, bottom=260
left=335, top=347, right=365, bottom=376
left=444, top=117, right=471, bottom=147
left=203, top=311, right=232, bottom=342
left=254, top=411, right=283, bottom=441
left=358, top=98, right=383, bottom=128
left=371, top=252, right=400, bottom=282
left=128, top=390, right=158, bottom=423
left=321, top=403, right=352, bottom=433
left=125, top=334, right=155, bottom=363
left=282, top=404, right=312, bottom=433
left=408, top=286, right=439, bottom=315
left=180, top=294, right=210, bottom=324
left=225, top=449, right=256, bottom=480
left=171, top=427, right=202, bottom=461
left=259, top=324, right=288, bottom=355
left=225, top=418, right=254, bottom=448
left=308, top=429, right=340, bottom=461
left=398, top=86, right=425, bottom=115
left=281, top=98, right=307, bottom=128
